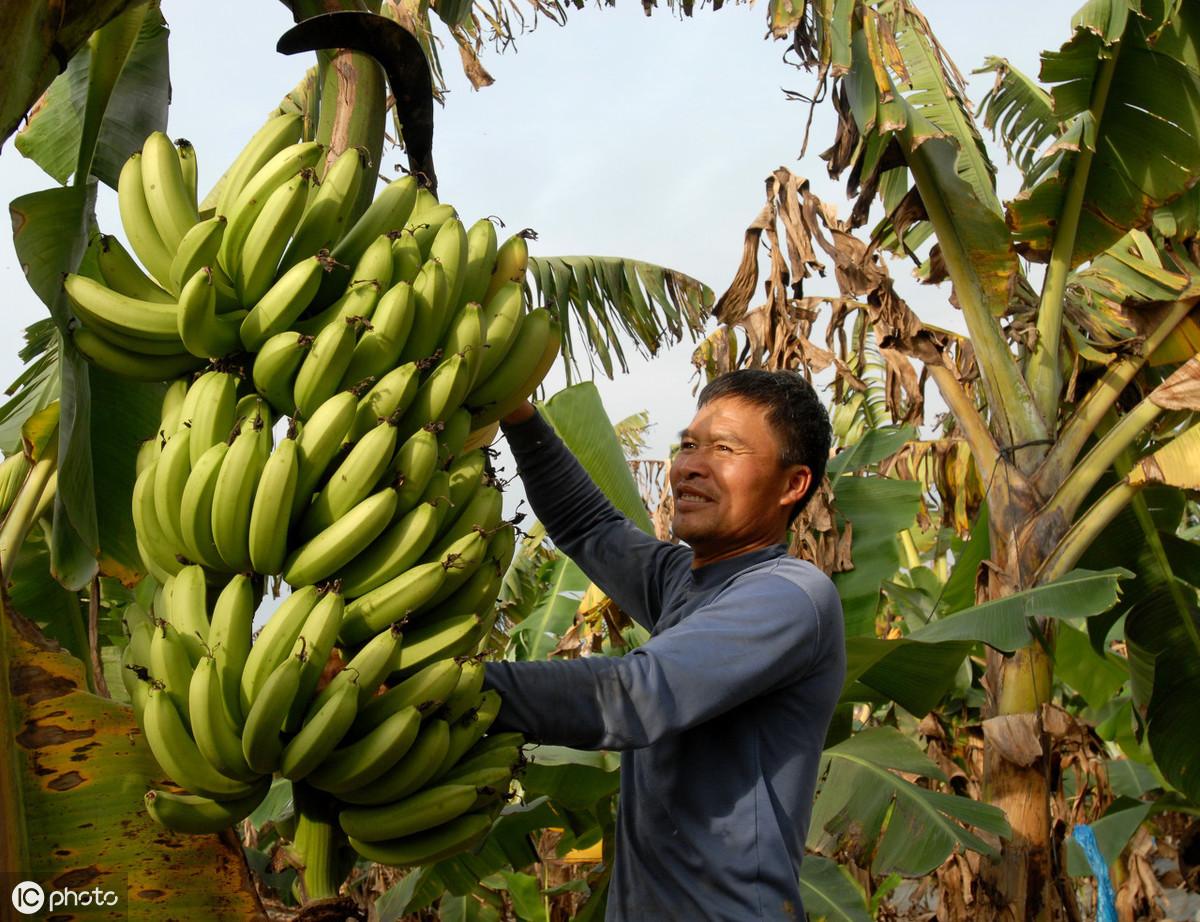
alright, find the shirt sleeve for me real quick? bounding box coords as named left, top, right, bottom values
left=483, top=572, right=821, bottom=750
left=501, top=411, right=689, bottom=631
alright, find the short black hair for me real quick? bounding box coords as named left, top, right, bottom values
left=697, top=369, right=831, bottom=521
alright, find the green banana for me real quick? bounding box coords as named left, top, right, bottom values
left=143, top=687, right=263, bottom=800
left=440, top=659, right=485, bottom=723
left=178, top=440, right=229, bottom=569
left=64, top=274, right=182, bottom=343
left=397, top=352, right=471, bottom=438
left=293, top=317, right=359, bottom=420
left=211, top=405, right=270, bottom=572
left=141, top=130, right=201, bottom=252
left=294, top=276, right=381, bottom=337
left=283, top=488, right=398, bottom=587
left=348, top=361, right=419, bottom=442
left=241, top=652, right=303, bottom=774
left=461, top=218, right=498, bottom=307
left=279, top=680, right=358, bottom=781
left=158, top=378, right=189, bottom=438
left=218, top=140, right=324, bottom=277
left=149, top=618, right=195, bottom=725
left=467, top=307, right=553, bottom=409
left=213, top=112, right=303, bottom=219
left=305, top=705, right=421, bottom=794
left=393, top=612, right=486, bottom=678
left=433, top=689, right=502, bottom=779
left=290, top=390, right=358, bottom=521
left=239, top=585, right=319, bottom=713
left=117, top=152, right=174, bottom=289
left=95, top=234, right=172, bottom=303
left=391, top=231, right=423, bottom=284
left=441, top=301, right=487, bottom=389
left=121, top=618, right=155, bottom=703
left=252, top=331, right=312, bottom=417
left=475, top=281, right=525, bottom=382
left=207, top=573, right=256, bottom=725
left=131, top=459, right=183, bottom=579
left=430, top=483, right=503, bottom=561
left=239, top=255, right=325, bottom=351
left=482, top=231, right=529, bottom=305
left=248, top=434, right=299, bottom=575
left=187, top=370, right=237, bottom=466
left=450, top=764, right=514, bottom=798
left=388, top=425, right=441, bottom=514
left=237, top=169, right=313, bottom=304
left=406, top=202, right=457, bottom=258
left=338, top=782, right=477, bottom=843
left=398, top=259, right=449, bottom=363
left=335, top=718, right=450, bottom=805
left=284, top=589, right=345, bottom=731
left=442, top=744, right=523, bottom=784
left=306, top=623, right=403, bottom=720
left=177, top=268, right=243, bottom=359
left=346, top=812, right=491, bottom=867
left=299, top=418, right=397, bottom=539
left=351, top=659, right=461, bottom=738
left=473, top=313, right=562, bottom=428
left=188, top=655, right=258, bottom=782
left=144, top=782, right=269, bottom=835
left=427, top=217, right=468, bottom=321
left=169, top=215, right=226, bottom=294
left=166, top=564, right=210, bottom=664
left=328, top=175, right=418, bottom=275
left=176, top=138, right=198, bottom=207
left=426, top=529, right=489, bottom=606
left=339, top=559, right=446, bottom=646
left=339, top=283, right=415, bottom=389
left=338, top=497, right=441, bottom=598
left=437, top=450, right=488, bottom=537
left=437, top=407, right=472, bottom=469
left=280, top=145, right=365, bottom=272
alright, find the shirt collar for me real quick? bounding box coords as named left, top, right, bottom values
left=689, top=544, right=788, bottom=589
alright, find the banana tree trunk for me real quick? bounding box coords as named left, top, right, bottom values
left=978, top=499, right=1067, bottom=922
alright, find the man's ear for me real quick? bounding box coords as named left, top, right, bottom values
left=781, top=465, right=812, bottom=509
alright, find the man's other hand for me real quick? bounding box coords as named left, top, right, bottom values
left=501, top=400, right=537, bottom=425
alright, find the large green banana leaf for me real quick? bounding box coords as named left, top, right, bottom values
left=1008, top=2, right=1200, bottom=265
left=507, top=556, right=590, bottom=662
left=808, top=726, right=1011, bottom=876
left=799, top=855, right=872, bottom=922
left=0, top=0, right=146, bottom=150
left=0, top=604, right=266, bottom=918
left=15, top=4, right=169, bottom=191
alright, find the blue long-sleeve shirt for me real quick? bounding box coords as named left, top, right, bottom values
left=484, top=412, right=846, bottom=921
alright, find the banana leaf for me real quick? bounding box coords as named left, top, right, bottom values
left=808, top=726, right=1011, bottom=876
left=528, top=255, right=710, bottom=382
left=0, top=603, right=266, bottom=918
left=1008, top=3, right=1200, bottom=264
left=831, top=475, right=922, bottom=637
left=906, top=567, right=1132, bottom=651
left=507, top=556, right=589, bottom=662
left=799, top=855, right=872, bottom=922
left=15, top=4, right=169, bottom=190
left=538, top=382, right=654, bottom=534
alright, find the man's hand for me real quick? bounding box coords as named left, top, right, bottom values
left=501, top=400, right=537, bottom=426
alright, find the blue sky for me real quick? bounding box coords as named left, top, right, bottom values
left=0, top=0, right=1080, bottom=462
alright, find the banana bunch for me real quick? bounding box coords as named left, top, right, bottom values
left=93, top=122, right=569, bottom=870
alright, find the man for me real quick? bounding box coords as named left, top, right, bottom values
left=484, top=369, right=846, bottom=921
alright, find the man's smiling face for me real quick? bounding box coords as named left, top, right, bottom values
left=670, top=396, right=811, bottom=568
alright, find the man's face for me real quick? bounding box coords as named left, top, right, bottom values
left=670, top=396, right=811, bottom=567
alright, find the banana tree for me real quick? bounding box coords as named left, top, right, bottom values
left=694, top=1, right=1200, bottom=916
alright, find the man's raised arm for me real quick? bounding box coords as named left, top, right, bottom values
left=499, top=401, right=688, bottom=631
